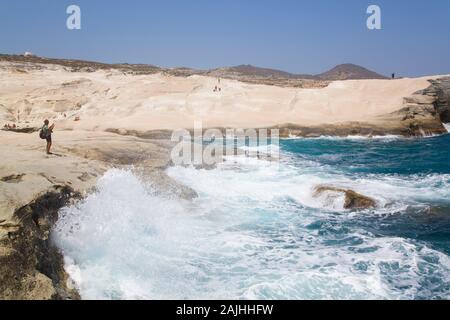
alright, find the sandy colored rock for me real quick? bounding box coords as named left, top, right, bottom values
left=1, top=60, right=448, bottom=135
left=314, top=186, right=377, bottom=210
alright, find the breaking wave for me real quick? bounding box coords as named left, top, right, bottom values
left=53, top=135, right=450, bottom=300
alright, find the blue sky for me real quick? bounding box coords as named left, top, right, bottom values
left=1, top=0, right=449, bottom=76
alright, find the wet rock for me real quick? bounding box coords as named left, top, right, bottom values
left=314, top=186, right=376, bottom=210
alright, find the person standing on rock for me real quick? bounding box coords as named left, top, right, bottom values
left=40, top=119, right=55, bottom=155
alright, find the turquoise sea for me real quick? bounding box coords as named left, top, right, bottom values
left=53, top=133, right=450, bottom=300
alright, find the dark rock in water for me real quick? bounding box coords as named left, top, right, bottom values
left=342, top=189, right=377, bottom=210
left=314, top=186, right=376, bottom=210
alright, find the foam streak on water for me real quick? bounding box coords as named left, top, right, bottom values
left=53, top=136, right=450, bottom=300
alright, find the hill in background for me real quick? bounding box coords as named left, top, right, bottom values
left=208, top=63, right=387, bottom=80
left=317, top=64, right=388, bottom=80
left=0, top=54, right=388, bottom=88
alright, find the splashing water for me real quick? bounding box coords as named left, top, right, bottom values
left=444, top=123, right=450, bottom=133
left=53, top=134, right=450, bottom=300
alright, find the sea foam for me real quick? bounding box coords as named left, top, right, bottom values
left=52, top=155, right=450, bottom=299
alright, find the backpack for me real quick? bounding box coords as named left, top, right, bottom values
left=39, top=127, right=47, bottom=139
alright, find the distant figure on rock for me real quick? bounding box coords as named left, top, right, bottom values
left=39, top=119, right=55, bottom=155
left=392, top=73, right=395, bottom=79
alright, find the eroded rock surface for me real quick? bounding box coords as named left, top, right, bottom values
left=380, top=77, right=450, bottom=137
left=414, top=77, right=450, bottom=123
left=0, top=186, right=80, bottom=300
left=314, top=186, right=377, bottom=210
